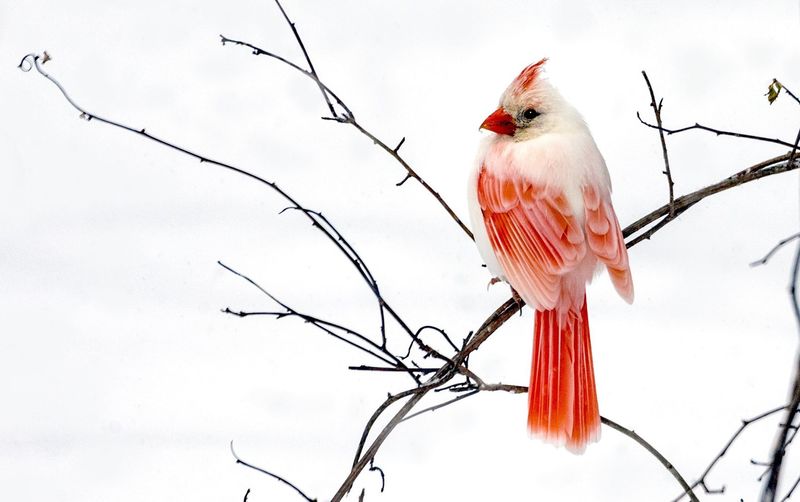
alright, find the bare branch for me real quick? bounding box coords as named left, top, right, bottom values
left=762, top=368, right=800, bottom=502
left=18, top=53, right=445, bottom=382
left=219, top=32, right=474, bottom=240
left=672, top=405, right=788, bottom=502
left=752, top=233, right=800, bottom=267
left=601, top=416, right=699, bottom=502
left=788, top=127, right=800, bottom=177
left=761, top=246, right=800, bottom=501
left=348, top=365, right=439, bottom=374
left=772, top=79, right=800, bottom=107
left=368, top=459, right=385, bottom=493
left=230, top=441, right=316, bottom=502
left=217, top=261, right=418, bottom=381
left=641, top=71, right=675, bottom=216
left=636, top=115, right=797, bottom=148
left=272, top=0, right=337, bottom=118
left=400, top=389, right=480, bottom=422
left=782, top=474, right=800, bottom=501
left=760, top=102, right=800, bottom=501
left=623, top=152, right=797, bottom=245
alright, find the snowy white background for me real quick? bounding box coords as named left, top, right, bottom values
left=2, top=1, right=800, bottom=501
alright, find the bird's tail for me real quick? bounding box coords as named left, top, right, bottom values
left=528, top=299, right=600, bottom=453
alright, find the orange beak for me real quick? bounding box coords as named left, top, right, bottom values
left=480, top=107, right=516, bottom=136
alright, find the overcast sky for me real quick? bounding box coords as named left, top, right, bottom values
left=3, top=1, right=800, bottom=501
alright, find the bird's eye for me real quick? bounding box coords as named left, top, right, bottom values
left=523, top=108, right=539, bottom=120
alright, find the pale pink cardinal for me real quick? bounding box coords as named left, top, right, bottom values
left=468, top=59, right=633, bottom=452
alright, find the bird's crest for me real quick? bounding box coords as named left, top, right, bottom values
left=509, top=58, right=548, bottom=96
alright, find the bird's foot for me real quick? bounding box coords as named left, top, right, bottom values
left=511, top=287, right=525, bottom=314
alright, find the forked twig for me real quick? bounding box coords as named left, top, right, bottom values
left=219, top=0, right=474, bottom=241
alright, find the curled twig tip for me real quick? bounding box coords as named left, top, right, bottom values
left=230, top=440, right=241, bottom=461
left=18, top=53, right=38, bottom=72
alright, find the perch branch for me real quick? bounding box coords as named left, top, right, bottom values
left=623, top=152, right=797, bottom=245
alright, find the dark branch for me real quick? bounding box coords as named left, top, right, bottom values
left=636, top=115, right=797, bottom=148
left=601, top=416, right=699, bottom=502
left=348, top=365, right=439, bottom=374
left=400, top=389, right=480, bottom=422
left=760, top=104, right=800, bottom=502
left=230, top=441, right=316, bottom=502
left=752, top=233, right=800, bottom=267
left=782, top=474, right=800, bottom=502
left=773, top=79, right=800, bottom=107
left=272, top=0, right=337, bottom=118
left=672, top=404, right=788, bottom=502
left=217, top=262, right=418, bottom=382
left=18, top=52, right=435, bottom=384
left=368, top=459, right=385, bottom=493
left=623, top=152, right=797, bottom=245
left=641, top=70, right=675, bottom=217
left=219, top=30, right=474, bottom=240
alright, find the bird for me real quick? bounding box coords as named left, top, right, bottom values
left=468, top=59, right=633, bottom=453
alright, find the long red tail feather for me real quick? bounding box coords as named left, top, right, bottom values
left=528, top=299, right=600, bottom=453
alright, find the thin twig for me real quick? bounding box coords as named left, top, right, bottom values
left=762, top=360, right=800, bottom=502
left=752, top=234, right=800, bottom=267
left=368, top=459, right=385, bottom=493
left=672, top=405, right=788, bottom=502
left=774, top=79, right=800, bottom=107
left=18, top=53, right=431, bottom=383
left=623, top=152, right=797, bottom=244
left=782, top=474, right=800, bottom=501
left=788, top=127, right=800, bottom=177
left=273, top=0, right=337, bottom=118
left=636, top=115, right=797, bottom=148
left=230, top=441, right=316, bottom=502
left=217, top=262, right=418, bottom=381
left=348, top=365, right=439, bottom=374
left=219, top=30, right=474, bottom=240
left=641, top=71, right=675, bottom=217
left=601, top=416, right=699, bottom=502
left=761, top=110, right=800, bottom=502
left=762, top=244, right=800, bottom=500
left=400, top=389, right=480, bottom=422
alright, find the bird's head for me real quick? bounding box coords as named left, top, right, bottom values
left=480, top=58, right=582, bottom=141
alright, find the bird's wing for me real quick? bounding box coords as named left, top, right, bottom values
left=582, top=184, right=634, bottom=303
left=477, top=166, right=586, bottom=309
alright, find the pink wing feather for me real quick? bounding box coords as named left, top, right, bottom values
left=582, top=185, right=634, bottom=303
left=476, top=167, right=586, bottom=310
left=476, top=165, right=633, bottom=452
